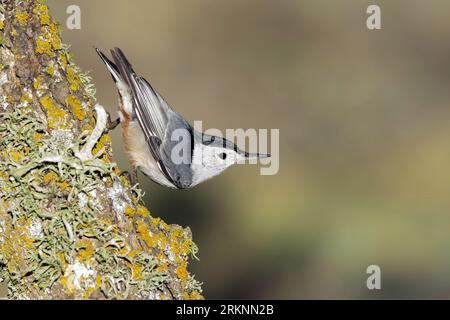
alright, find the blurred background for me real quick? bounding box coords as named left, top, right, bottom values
left=47, top=0, right=450, bottom=299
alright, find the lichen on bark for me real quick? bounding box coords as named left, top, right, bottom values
left=0, top=0, right=202, bottom=299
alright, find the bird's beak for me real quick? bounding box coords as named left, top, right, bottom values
left=238, top=151, right=271, bottom=161
left=246, top=152, right=271, bottom=159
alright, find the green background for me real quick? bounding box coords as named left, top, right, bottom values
left=46, top=0, right=450, bottom=299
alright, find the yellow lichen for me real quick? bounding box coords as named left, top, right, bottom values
left=21, top=92, right=32, bottom=106
left=67, top=67, right=81, bottom=92
left=35, top=24, right=61, bottom=56
left=125, top=206, right=135, bottom=219
left=176, top=262, right=189, bottom=288
left=156, top=261, right=168, bottom=273
left=129, top=263, right=143, bottom=281
left=151, top=217, right=170, bottom=232
left=181, top=238, right=194, bottom=255
left=58, top=52, right=68, bottom=68
left=0, top=171, right=9, bottom=181
left=47, top=65, right=56, bottom=76
left=59, top=274, right=68, bottom=288
left=39, top=96, right=67, bottom=129
left=82, top=123, right=93, bottom=133
left=113, top=166, right=122, bottom=177
left=10, top=150, right=24, bottom=162
left=58, top=252, right=68, bottom=270
left=95, top=275, right=102, bottom=288
left=1, top=216, right=34, bottom=275
left=66, top=95, right=85, bottom=121
left=43, top=171, right=59, bottom=184
left=136, top=220, right=156, bottom=248
left=0, top=20, right=4, bottom=30
left=15, top=12, right=29, bottom=27
left=48, top=23, right=61, bottom=50
left=101, top=153, right=111, bottom=163
left=34, top=132, right=44, bottom=141
left=36, top=35, right=53, bottom=56
left=136, top=220, right=168, bottom=249
left=76, top=239, right=95, bottom=262
left=137, top=204, right=151, bottom=218
left=33, top=75, right=44, bottom=90
left=188, top=290, right=204, bottom=300
left=60, top=259, right=100, bottom=298
left=59, top=181, right=70, bottom=191
left=33, top=2, right=50, bottom=26
left=105, top=176, right=113, bottom=187
left=92, top=134, right=111, bottom=157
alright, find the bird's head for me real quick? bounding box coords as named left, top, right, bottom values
left=190, top=133, right=270, bottom=186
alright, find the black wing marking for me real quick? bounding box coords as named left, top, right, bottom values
left=95, top=47, right=121, bottom=84
left=110, top=47, right=179, bottom=187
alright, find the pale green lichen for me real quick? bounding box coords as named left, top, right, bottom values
left=0, top=111, right=202, bottom=299
left=60, top=44, right=96, bottom=102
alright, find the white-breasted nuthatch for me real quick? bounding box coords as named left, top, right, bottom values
left=96, top=47, right=270, bottom=189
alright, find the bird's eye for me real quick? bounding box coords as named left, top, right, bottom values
left=218, top=152, right=227, bottom=160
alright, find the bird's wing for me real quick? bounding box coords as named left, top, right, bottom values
left=111, top=48, right=170, bottom=142
left=111, top=47, right=181, bottom=186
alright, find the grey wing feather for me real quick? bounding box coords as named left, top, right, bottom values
left=110, top=48, right=172, bottom=181
left=134, top=77, right=169, bottom=139
left=110, top=47, right=193, bottom=188
left=159, top=114, right=194, bottom=188
left=110, top=48, right=166, bottom=141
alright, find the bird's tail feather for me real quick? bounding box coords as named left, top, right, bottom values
left=95, top=47, right=122, bottom=84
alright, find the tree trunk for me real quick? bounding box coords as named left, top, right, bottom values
left=0, top=0, right=202, bottom=300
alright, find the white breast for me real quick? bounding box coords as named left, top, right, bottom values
left=116, top=79, right=175, bottom=188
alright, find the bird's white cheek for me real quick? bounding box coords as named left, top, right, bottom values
left=226, top=153, right=241, bottom=165
left=204, top=154, right=220, bottom=169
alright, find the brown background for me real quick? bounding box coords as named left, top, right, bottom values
left=46, top=0, right=450, bottom=298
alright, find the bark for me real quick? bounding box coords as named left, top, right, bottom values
left=0, top=0, right=202, bottom=299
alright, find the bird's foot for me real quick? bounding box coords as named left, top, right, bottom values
left=106, top=110, right=120, bottom=132
left=120, top=169, right=137, bottom=186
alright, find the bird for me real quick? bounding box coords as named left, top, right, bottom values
left=95, top=47, right=270, bottom=189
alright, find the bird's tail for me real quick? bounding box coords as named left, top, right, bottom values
left=95, top=47, right=122, bottom=84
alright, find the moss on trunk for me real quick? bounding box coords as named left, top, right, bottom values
left=0, top=0, right=202, bottom=300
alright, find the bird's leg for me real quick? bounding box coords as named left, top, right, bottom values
left=130, top=167, right=138, bottom=186
left=108, top=118, right=120, bottom=131
left=106, top=110, right=120, bottom=131
left=120, top=168, right=138, bottom=186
